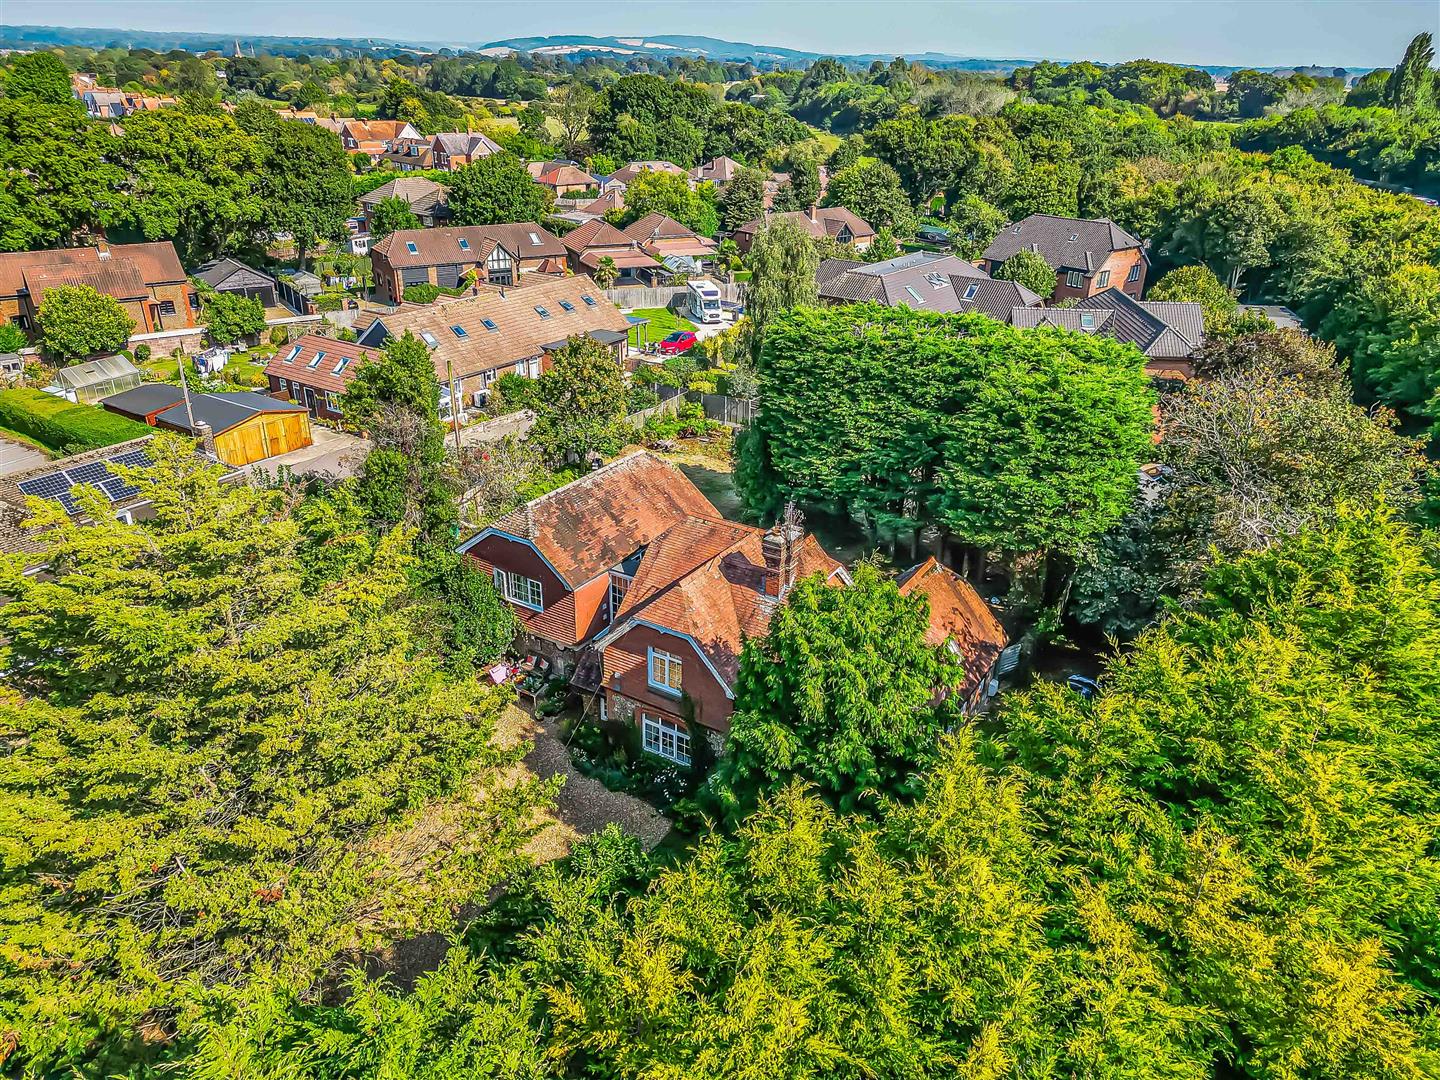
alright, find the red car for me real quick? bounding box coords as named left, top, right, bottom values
left=658, top=330, right=698, bottom=355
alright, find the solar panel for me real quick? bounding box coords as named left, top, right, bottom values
left=17, top=473, right=74, bottom=500
left=66, top=462, right=110, bottom=485
left=100, top=477, right=139, bottom=502
left=108, top=449, right=151, bottom=469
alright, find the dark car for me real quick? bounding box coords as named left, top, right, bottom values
left=659, top=330, right=698, bottom=355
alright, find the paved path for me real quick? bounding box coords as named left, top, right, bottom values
left=456, top=409, right=535, bottom=447
left=249, top=425, right=370, bottom=481
left=0, top=437, right=48, bottom=477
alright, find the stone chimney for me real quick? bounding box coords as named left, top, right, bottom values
left=194, top=420, right=217, bottom=459
left=761, top=502, right=805, bottom=598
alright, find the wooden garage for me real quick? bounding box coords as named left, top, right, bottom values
left=152, top=391, right=312, bottom=466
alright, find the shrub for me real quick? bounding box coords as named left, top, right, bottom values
left=132, top=344, right=152, bottom=362
left=0, top=322, right=27, bottom=353
left=626, top=386, right=660, bottom=413
left=269, top=327, right=289, bottom=346
left=402, top=283, right=441, bottom=305
left=0, top=388, right=152, bottom=454
left=313, top=292, right=346, bottom=313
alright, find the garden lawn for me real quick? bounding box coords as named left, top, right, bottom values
left=627, top=307, right=696, bottom=350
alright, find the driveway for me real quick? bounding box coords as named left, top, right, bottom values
left=250, top=424, right=370, bottom=481
left=0, top=436, right=49, bottom=476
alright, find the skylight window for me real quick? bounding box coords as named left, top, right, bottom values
left=534, top=306, right=551, bottom=319
left=581, top=294, right=597, bottom=306
left=458, top=238, right=470, bottom=251
left=334, top=357, right=351, bottom=375
left=1012, top=225, right=1022, bottom=234
left=528, top=232, right=541, bottom=246
left=420, top=331, right=438, bottom=347
left=405, top=241, right=419, bottom=254
left=307, top=350, right=325, bottom=369
left=482, top=318, right=498, bottom=331
left=962, top=283, right=979, bottom=301
left=903, top=286, right=924, bottom=303
left=1080, top=313, right=1096, bottom=329
left=1068, top=233, right=1079, bottom=242
left=283, top=345, right=302, bottom=363
left=452, top=325, right=468, bottom=338
left=559, top=299, right=575, bottom=311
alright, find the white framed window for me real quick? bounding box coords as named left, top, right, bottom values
left=1096, top=270, right=1110, bottom=287
left=608, top=574, right=629, bottom=621
left=493, top=568, right=542, bottom=611
left=642, top=712, right=691, bottom=766
left=647, top=647, right=682, bottom=695
left=325, top=391, right=341, bottom=412
left=1127, top=264, right=1141, bottom=283
left=1080, top=313, right=1096, bottom=329
left=1065, top=270, right=1083, bottom=288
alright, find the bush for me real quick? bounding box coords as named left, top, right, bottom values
left=313, top=292, right=346, bottom=313
left=493, top=372, right=540, bottom=412
left=402, top=283, right=441, bottom=305
left=269, top=327, right=289, bottom=346
left=0, top=388, right=152, bottom=454
left=626, top=386, right=660, bottom=413
left=132, top=344, right=151, bottom=362
left=0, top=322, right=27, bottom=353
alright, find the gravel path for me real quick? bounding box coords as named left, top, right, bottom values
left=499, top=705, right=672, bottom=853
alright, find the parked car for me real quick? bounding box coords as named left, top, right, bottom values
left=659, top=330, right=698, bottom=355
left=917, top=224, right=951, bottom=245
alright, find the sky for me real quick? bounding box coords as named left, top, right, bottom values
left=2, top=0, right=1434, bottom=68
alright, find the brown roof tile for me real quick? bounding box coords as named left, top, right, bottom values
left=264, top=334, right=376, bottom=395
left=897, top=557, right=1008, bottom=702
left=0, top=242, right=186, bottom=299
left=371, top=223, right=564, bottom=268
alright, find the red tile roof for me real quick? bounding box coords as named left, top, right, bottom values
left=263, top=334, right=376, bottom=395
left=0, top=243, right=186, bottom=299
left=896, top=557, right=1008, bottom=702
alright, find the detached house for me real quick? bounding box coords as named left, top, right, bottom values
left=981, top=215, right=1147, bottom=303
left=369, top=223, right=566, bottom=304
left=732, top=207, right=875, bottom=254
left=431, top=132, right=502, bottom=171
left=264, top=333, right=376, bottom=421
left=691, top=156, right=742, bottom=187
left=528, top=161, right=598, bottom=197
left=896, top=558, right=1008, bottom=715
left=0, top=242, right=195, bottom=341
left=341, top=120, right=420, bottom=163
left=358, top=177, right=451, bottom=230
left=623, top=213, right=719, bottom=265
left=561, top=220, right=663, bottom=286
left=459, top=453, right=849, bottom=755
left=1008, top=287, right=1205, bottom=379
left=816, top=251, right=1043, bottom=321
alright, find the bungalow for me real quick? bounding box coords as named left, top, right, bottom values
left=816, top=252, right=1043, bottom=321
left=192, top=256, right=280, bottom=309
left=263, top=334, right=376, bottom=421
left=353, top=273, right=631, bottom=416
left=528, top=161, right=598, bottom=197
left=980, top=214, right=1147, bottom=303
left=459, top=452, right=849, bottom=753
left=1008, top=287, right=1205, bottom=379
left=431, top=132, right=502, bottom=171
left=358, top=177, right=450, bottom=229
left=0, top=242, right=196, bottom=340
left=690, top=156, right=742, bottom=187
left=369, top=223, right=567, bottom=304
left=561, top=220, right=664, bottom=287
left=731, top=207, right=875, bottom=254
left=623, top=213, right=719, bottom=265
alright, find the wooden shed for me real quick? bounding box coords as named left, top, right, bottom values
left=152, top=391, right=312, bottom=466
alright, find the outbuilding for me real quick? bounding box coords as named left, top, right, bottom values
left=152, top=391, right=313, bottom=466
left=192, top=257, right=280, bottom=308
left=100, top=383, right=186, bottom=425
left=54, top=355, right=142, bottom=404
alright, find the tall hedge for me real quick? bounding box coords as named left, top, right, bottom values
left=0, top=388, right=152, bottom=454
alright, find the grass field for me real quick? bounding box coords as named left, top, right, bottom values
left=627, top=307, right=696, bottom=349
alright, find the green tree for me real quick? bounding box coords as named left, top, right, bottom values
left=528, top=334, right=626, bottom=466
left=946, top=193, right=1007, bottom=259
left=3, top=51, right=73, bottom=104
left=620, top=170, right=719, bottom=237
left=716, top=561, right=959, bottom=818
left=446, top=151, right=553, bottom=226
left=1322, top=262, right=1440, bottom=419
left=0, top=435, right=553, bottom=1076
left=592, top=254, right=618, bottom=289
left=993, top=248, right=1055, bottom=297
left=201, top=289, right=266, bottom=345
left=772, top=157, right=820, bottom=212
left=546, top=81, right=592, bottom=160
left=0, top=321, right=26, bottom=352
left=35, top=284, right=135, bottom=360
left=717, top=166, right=767, bottom=231
left=742, top=218, right=819, bottom=362
left=0, top=99, right=126, bottom=250
left=822, top=160, right=917, bottom=237
left=258, top=119, right=353, bottom=270
left=1147, top=263, right=1275, bottom=338
left=368, top=194, right=422, bottom=239
left=1386, top=32, right=1435, bottom=113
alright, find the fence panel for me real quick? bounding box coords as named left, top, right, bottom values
left=699, top=393, right=755, bottom=428
left=604, top=281, right=745, bottom=311
left=625, top=396, right=683, bottom=425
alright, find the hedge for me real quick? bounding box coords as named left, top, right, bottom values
left=0, top=388, right=152, bottom=454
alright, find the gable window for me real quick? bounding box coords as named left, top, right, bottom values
left=493, top=568, right=543, bottom=611
left=642, top=713, right=691, bottom=766
left=1065, top=270, right=1084, bottom=288
left=608, top=574, right=630, bottom=621
left=1096, top=270, right=1110, bottom=288
left=1127, top=264, right=1141, bottom=283
left=158, top=299, right=176, bottom=315
left=648, top=647, right=682, bottom=695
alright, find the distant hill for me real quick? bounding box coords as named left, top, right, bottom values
left=0, top=24, right=1368, bottom=77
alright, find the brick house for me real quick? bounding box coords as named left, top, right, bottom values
left=527, top=161, right=599, bottom=197
left=340, top=120, right=420, bottom=163
left=263, top=333, right=376, bottom=421
left=896, top=557, right=1008, bottom=715
left=458, top=452, right=850, bottom=758
left=560, top=220, right=664, bottom=287
left=623, top=213, right=719, bottom=264
left=353, top=273, right=631, bottom=416
left=1008, top=287, right=1205, bottom=379
left=369, top=224, right=567, bottom=304
left=731, top=207, right=875, bottom=254
left=980, top=214, right=1147, bottom=303
left=358, top=178, right=450, bottom=230
left=431, top=132, right=502, bottom=171
left=0, top=242, right=196, bottom=342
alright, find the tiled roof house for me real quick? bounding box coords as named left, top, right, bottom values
left=1008, top=287, right=1205, bottom=378
left=732, top=206, right=875, bottom=254
left=981, top=214, right=1148, bottom=302
left=816, top=252, right=1043, bottom=320
left=896, top=557, right=1008, bottom=714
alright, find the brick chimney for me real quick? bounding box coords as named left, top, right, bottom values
left=805, top=205, right=819, bottom=224
left=761, top=502, right=805, bottom=598
left=194, top=420, right=217, bottom=458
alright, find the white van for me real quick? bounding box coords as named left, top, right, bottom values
left=686, top=278, right=723, bottom=324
